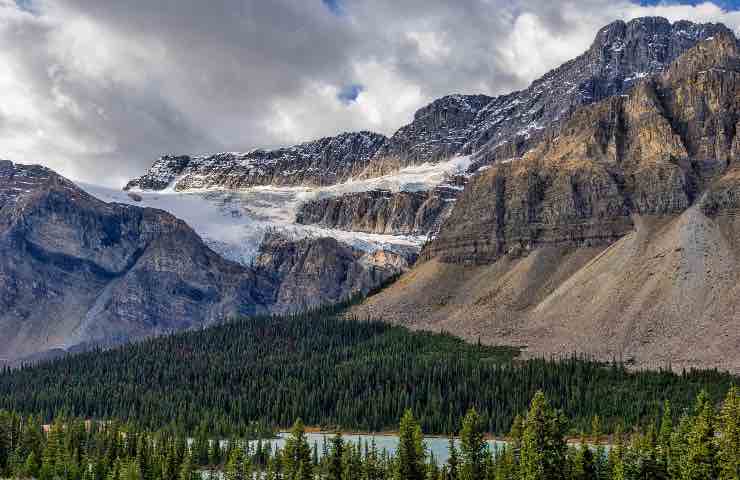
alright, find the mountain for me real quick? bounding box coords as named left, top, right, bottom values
left=122, top=17, right=727, bottom=254
left=4, top=16, right=737, bottom=368
left=129, top=18, right=726, bottom=193
left=353, top=32, right=740, bottom=373
left=363, top=17, right=731, bottom=176
left=0, top=161, right=407, bottom=364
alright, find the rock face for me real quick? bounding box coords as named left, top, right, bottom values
left=254, top=233, right=413, bottom=314
left=125, top=131, right=387, bottom=191
left=424, top=32, right=740, bottom=264
left=362, top=17, right=730, bottom=176
left=295, top=185, right=459, bottom=236
left=353, top=33, right=740, bottom=373
left=0, top=161, right=413, bottom=364
left=0, top=161, right=272, bottom=363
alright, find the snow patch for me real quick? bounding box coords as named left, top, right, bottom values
left=78, top=156, right=471, bottom=266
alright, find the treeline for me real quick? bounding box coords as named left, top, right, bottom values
left=0, top=388, right=738, bottom=480
left=0, top=308, right=737, bottom=435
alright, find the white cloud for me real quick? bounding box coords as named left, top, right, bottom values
left=1, top=0, right=740, bottom=186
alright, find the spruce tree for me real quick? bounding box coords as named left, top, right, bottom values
left=683, top=391, right=719, bottom=480
left=459, top=409, right=487, bottom=480
left=327, top=434, right=344, bottom=480
left=718, top=386, right=740, bottom=480
left=447, top=438, right=459, bottom=480
left=283, top=420, right=312, bottom=480
left=519, top=391, right=566, bottom=480
left=394, top=410, right=426, bottom=480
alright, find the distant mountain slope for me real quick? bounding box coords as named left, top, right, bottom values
left=353, top=33, right=740, bottom=373
left=0, top=161, right=407, bottom=364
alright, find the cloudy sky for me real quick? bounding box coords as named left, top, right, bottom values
left=2, top=0, right=740, bottom=186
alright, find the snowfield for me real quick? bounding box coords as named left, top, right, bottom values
left=78, top=156, right=472, bottom=265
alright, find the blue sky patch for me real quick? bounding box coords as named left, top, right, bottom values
left=337, top=84, right=364, bottom=105
left=635, top=0, right=740, bottom=9
left=15, top=0, right=38, bottom=14
left=322, top=0, right=344, bottom=15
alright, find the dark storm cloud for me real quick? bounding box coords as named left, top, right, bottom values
left=1, top=0, right=738, bottom=186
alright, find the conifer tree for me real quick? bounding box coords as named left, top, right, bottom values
left=655, top=400, right=672, bottom=478
left=327, top=434, right=344, bottom=480
left=447, top=438, right=459, bottom=480
left=394, top=410, right=426, bottom=480
left=459, top=409, right=487, bottom=480
left=683, top=391, right=718, bottom=480
left=283, top=420, right=312, bottom=480
left=224, top=444, right=244, bottom=480
left=179, top=452, right=194, bottom=480
left=718, top=386, right=740, bottom=480
left=519, top=391, right=566, bottom=480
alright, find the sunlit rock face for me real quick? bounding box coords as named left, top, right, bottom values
left=425, top=32, right=740, bottom=264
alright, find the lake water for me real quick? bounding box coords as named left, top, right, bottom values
left=249, top=432, right=507, bottom=465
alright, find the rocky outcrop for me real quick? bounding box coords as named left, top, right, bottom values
left=0, top=162, right=415, bottom=364
left=360, top=95, right=494, bottom=177
left=254, top=232, right=414, bottom=313
left=353, top=33, right=740, bottom=373
left=295, top=185, right=459, bottom=236
left=362, top=17, right=730, bottom=177
left=125, top=131, right=387, bottom=191
left=423, top=32, right=740, bottom=264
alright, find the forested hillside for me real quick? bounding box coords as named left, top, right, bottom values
left=0, top=305, right=735, bottom=436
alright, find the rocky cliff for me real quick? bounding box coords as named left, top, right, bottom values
left=125, top=131, right=387, bottom=191
left=353, top=33, right=740, bottom=373
left=295, top=184, right=459, bottom=236
left=0, top=161, right=412, bottom=364
left=423, top=32, right=740, bottom=264
left=254, top=232, right=413, bottom=314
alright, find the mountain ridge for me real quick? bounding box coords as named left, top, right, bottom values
left=127, top=17, right=728, bottom=192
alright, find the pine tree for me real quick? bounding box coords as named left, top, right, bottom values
left=327, top=434, right=344, bottom=480
left=570, top=440, right=596, bottom=480
left=658, top=401, right=673, bottom=473
left=394, top=410, right=426, bottom=480
left=224, top=444, right=244, bottom=480
left=683, top=391, right=719, bottom=480
left=0, top=410, right=10, bottom=475
left=179, top=452, right=194, bottom=480
left=447, top=438, right=459, bottom=480
left=507, top=414, right=523, bottom=479
left=519, top=391, right=566, bottom=480
left=492, top=447, right=514, bottom=480
left=283, top=420, right=312, bottom=480
left=718, top=386, right=740, bottom=480
left=459, top=409, right=486, bottom=480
